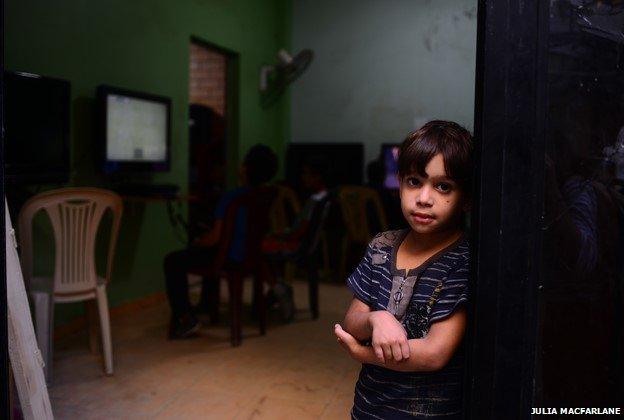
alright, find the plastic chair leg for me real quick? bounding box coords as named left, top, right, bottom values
left=307, top=263, right=319, bottom=320
left=207, top=279, right=221, bottom=325
left=284, top=261, right=296, bottom=283
left=254, top=265, right=269, bottom=335
left=321, top=232, right=330, bottom=277
left=95, top=285, right=113, bottom=375
left=227, top=273, right=243, bottom=346
left=32, top=291, right=53, bottom=383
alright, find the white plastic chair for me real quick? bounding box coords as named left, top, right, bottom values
left=18, top=188, right=123, bottom=381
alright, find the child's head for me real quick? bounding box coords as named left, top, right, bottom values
left=398, top=120, right=473, bottom=235
left=301, top=154, right=328, bottom=192
left=241, top=144, right=278, bottom=187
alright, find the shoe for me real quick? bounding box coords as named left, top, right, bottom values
left=270, top=281, right=295, bottom=323
left=168, top=316, right=201, bottom=339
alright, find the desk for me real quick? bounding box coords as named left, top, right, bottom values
left=120, top=194, right=200, bottom=203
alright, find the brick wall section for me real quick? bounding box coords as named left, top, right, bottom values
left=189, top=43, right=226, bottom=116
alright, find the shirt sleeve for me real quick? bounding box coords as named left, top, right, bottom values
left=428, top=256, right=469, bottom=326
left=346, top=245, right=376, bottom=307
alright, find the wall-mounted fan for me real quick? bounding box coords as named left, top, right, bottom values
left=259, top=49, right=314, bottom=108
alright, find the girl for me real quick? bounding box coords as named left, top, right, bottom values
left=334, top=120, right=473, bottom=419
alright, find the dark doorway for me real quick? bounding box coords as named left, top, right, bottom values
left=187, top=39, right=237, bottom=242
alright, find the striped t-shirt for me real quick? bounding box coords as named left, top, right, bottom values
left=346, top=229, right=470, bottom=419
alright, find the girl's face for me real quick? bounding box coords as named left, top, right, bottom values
left=399, top=153, right=467, bottom=235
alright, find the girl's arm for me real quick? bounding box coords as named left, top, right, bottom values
left=343, top=298, right=411, bottom=363
left=335, top=307, right=466, bottom=372
left=342, top=298, right=373, bottom=341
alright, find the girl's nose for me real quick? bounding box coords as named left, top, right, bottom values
left=417, top=185, right=434, bottom=206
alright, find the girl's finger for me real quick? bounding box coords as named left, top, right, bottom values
left=374, top=344, right=385, bottom=363
left=334, top=324, right=348, bottom=341
left=382, top=344, right=392, bottom=362
left=400, top=341, right=410, bottom=359
left=391, top=343, right=403, bottom=362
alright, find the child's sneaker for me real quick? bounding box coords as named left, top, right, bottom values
left=168, top=315, right=201, bottom=339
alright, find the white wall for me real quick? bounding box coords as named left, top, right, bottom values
left=291, top=0, right=478, bottom=167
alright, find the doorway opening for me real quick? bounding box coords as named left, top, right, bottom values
left=187, top=38, right=238, bottom=243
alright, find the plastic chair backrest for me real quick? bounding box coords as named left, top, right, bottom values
left=18, top=188, right=123, bottom=297
left=338, top=186, right=388, bottom=244
left=214, top=186, right=277, bottom=273
left=269, top=185, right=301, bottom=232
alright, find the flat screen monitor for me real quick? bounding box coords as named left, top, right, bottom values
left=382, top=143, right=400, bottom=189
left=4, top=71, right=70, bottom=184
left=98, top=85, right=171, bottom=173
left=285, top=143, right=364, bottom=188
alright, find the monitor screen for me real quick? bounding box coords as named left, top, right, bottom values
left=382, top=144, right=400, bottom=189
left=286, top=143, right=364, bottom=189
left=98, top=85, right=171, bottom=173
left=106, top=94, right=167, bottom=162
left=4, top=71, right=70, bottom=184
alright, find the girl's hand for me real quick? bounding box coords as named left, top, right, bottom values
left=334, top=324, right=364, bottom=361
left=368, top=311, right=410, bottom=363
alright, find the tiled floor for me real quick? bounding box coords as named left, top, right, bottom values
left=49, top=280, right=359, bottom=419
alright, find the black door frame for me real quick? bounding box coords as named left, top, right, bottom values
left=1, top=0, right=9, bottom=416
left=467, top=1, right=547, bottom=418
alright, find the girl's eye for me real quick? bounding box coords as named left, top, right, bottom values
left=436, top=182, right=452, bottom=193
left=406, top=177, right=420, bottom=187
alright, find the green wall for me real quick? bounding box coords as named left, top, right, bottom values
left=6, top=0, right=292, bottom=325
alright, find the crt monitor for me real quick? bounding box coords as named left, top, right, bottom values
left=382, top=143, right=400, bottom=189
left=4, top=71, right=70, bottom=184
left=98, top=85, right=171, bottom=173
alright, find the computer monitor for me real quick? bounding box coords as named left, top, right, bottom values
left=285, top=143, right=364, bottom=189
left=4, top=71, right=70, bottom=184
left=381, top=143, right=400, bottom=189
left=98, top=85, right=171, bottom=173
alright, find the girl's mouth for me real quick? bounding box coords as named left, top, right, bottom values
left=411, top=212, right=435, bottom=225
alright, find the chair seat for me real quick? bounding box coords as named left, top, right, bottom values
left=29, top=276, right=106, bottom=303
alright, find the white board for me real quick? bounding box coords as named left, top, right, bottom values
left=5, top=200, right=53, bottom=419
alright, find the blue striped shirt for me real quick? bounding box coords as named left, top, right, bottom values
left=346, top=229, right=470, bottom=419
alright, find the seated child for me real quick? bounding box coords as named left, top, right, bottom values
left=262, top=155, right=329, bottom=255
left=262, top=156, right=330, bottom=321
left=163, top=144, right=278, bottom=339
left=334, top=120, right=473, bottom=419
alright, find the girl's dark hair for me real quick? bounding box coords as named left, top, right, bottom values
left=398, top=120, right=473, bottom=191
left=243, top=144, right=278, bottom=187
